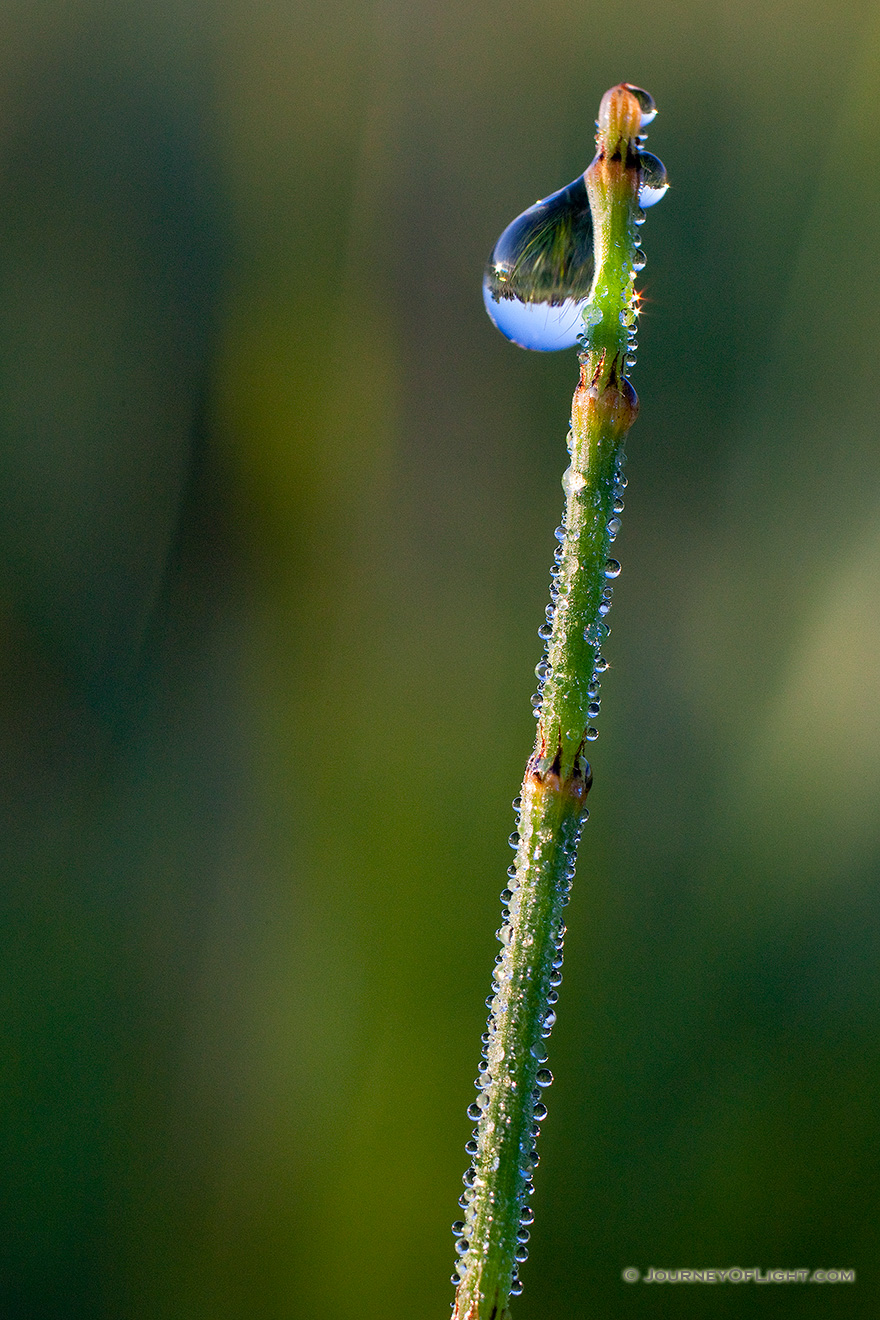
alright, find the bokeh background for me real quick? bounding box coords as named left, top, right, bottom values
left=0, top=1, right=878, bottom=1316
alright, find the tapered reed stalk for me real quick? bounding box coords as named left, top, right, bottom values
left=451, top=85, right=661, bottom=1320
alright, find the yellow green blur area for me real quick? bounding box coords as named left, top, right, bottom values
left=0, top=2, right=877, bottom=1316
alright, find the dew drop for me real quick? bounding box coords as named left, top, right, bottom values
left=533, top=1102, right=548, bottom=1121
left=625, top=84, right=657, bottom=126
left=520, top=1206, right=535, bottom=1226
left=452, top=1221, right=465, bottom=1236
left=483, top=174, right=595, bottom=351
left=607, top=517, right=622, bottom=537
left=587, top=701, right=600, bottom=718
left=632, top=248, right=647, bottom=272
left=515, top=1246, right=529, bottom=1263
left=510, top=1280, right=524, bottom=1296
left=613, top=496, right=625, bottom=514
left=536, top=1068, right=553, bottom=1087
left=451, top=1272, right=461, bottom=1286
left=509, top=832, right=520, bottom=848
left=562, top=465, right=588, bottom=497
left=467, top=1102, right=482, bottom=1121
left=538, top=623, right=552, bottom=640
left=604, top=558, right=621, bottom=578
left=586, top=727, right=599, bottom=741
left=594, top=656, right=609, bottom=672
left=638, top=152, right=669, bottom=207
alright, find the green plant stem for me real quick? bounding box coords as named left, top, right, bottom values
left=452, top=86, right=646, bottom=1320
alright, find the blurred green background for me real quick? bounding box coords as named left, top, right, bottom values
left=0, top=0, right=878, bottom=1316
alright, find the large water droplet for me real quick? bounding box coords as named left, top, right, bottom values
left=483, top=174, right=594, bottom=351
left=638, top=152, right=669, bottom=207
left=536, top=1068, right=553, bottom=1087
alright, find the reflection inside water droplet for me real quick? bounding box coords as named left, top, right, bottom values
left=638, top=152, right=668, bottom=207
left=483, top=174, right=595, bottom=351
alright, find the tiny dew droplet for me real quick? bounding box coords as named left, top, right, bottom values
left=586, top=727, right=599, bottom=741
left=638, top=152, right=669, bottom=207
left=483, top=174, right=595, bottom=351
left=625, top=84, right=657, bottom=126
left=562, top=464, right=588, bottom=496
left=604, top=558, right=621, bottom=578
left=536, top=1068, right=553, bottom=1087
left=632, top=248, right=647, bottom=272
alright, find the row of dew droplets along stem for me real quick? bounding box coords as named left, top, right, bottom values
left=452, top=84, right=668, bottom=1320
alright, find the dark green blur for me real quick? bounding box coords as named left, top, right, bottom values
left=0, top=1, right=877, bottom=1316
